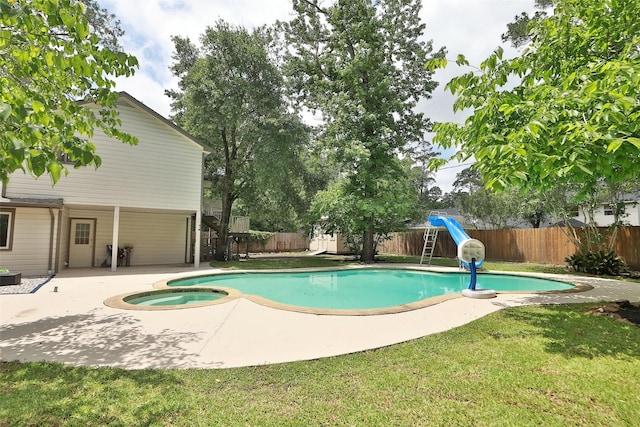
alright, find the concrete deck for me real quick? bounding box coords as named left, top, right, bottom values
left=1, top=265, right=638, bottom=370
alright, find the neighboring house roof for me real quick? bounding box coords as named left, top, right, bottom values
left=546, top=218, right=587, bottom=228
left=80, top=91, right=212, bottom=154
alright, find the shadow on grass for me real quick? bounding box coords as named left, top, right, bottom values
left=501, top=304, right=640, bottom=359
left=1, top=360, right=184, bottom=426
left=0, top=310, right=206, bottom=369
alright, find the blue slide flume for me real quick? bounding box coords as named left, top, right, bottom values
left=428, top=216, right=484, bottom=267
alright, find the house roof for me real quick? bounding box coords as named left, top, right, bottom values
left=0, top=196, right=64, bottom=208
left=80, top=92, right=213, bottom=154
left=547, top=218, right=587, bottom=228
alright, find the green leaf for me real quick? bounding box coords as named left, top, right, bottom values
left=0, top=102, right=11, bottom=121
left=626, top=137, right=640, bottom=149
left=606, top=138, right=624, bottom=152
left=425, top=57, right=447, bottom=72
left=455, top=54, right=469, bottom=66
left=513, top=171, right=527, bottom=181
left=47, top=161, right=63, bottom=184
left=584, top=81, right=598, bottom=95
left=31, top=100, right=45, bottom=113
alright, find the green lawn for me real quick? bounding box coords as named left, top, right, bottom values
left=2, top=304, right=639, bottom=426
left=212, top=253, right=567, bottom=273
left=2, top=256, right=639, bottom=425
left=212, top=254, right=639, bottom=283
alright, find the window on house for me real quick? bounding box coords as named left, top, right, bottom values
left=74, top=223, right=91, bottom=245
left=0, top=209, right=15, bottom=251
left=604, top=204, right=625, bottom=216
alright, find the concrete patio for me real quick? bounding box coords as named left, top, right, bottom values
left=1, top=265, right=638, bottom=370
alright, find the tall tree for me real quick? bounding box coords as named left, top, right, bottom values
left=0, top=0, right=138, bottom=183
left=79, top=0, right=125, bottom=51
left=308, top=159, right=418, bottom=257
left=428, top=0, right=640, bottom=231
left=167, top=21, right=310, bottom=260
left=451, top=167, right=521, bottom=229
left=282, top=0, right=442, bottom=262
left=409, top=142, right=442, bottom=211
left=501, top=0, right=555, bottom=48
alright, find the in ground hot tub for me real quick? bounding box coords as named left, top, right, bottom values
left=104, top=287, right=232, bottom=310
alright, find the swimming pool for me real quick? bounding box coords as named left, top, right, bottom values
left=163, top=268, right=578, bottom=314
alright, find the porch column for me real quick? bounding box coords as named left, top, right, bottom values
left=111, top=206, right=120, bottom=272
left=194, top=209, right=201, bottom=268
left=185, top=215, right=192, bottom=263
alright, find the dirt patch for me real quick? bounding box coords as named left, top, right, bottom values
left=587, top=300, right=640, bottom=327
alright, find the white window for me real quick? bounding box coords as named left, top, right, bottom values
left=0, top=209, right=15, bottom=251
left=604, top=204, right=624, bottom=216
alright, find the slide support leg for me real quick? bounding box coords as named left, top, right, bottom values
left=469, top=257, right=477, bottom=290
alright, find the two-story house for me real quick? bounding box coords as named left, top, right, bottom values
left=0, top=92, right=209, bottom=276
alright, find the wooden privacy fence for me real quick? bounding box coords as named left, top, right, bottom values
left=227, top=232, right=309, bottom=253
left=378, top=226, right=640, bottom=270
left=198, top=232, right=309, bottom=260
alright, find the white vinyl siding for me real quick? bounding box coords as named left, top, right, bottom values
left=117, top=211, right=188, bottom=265
left=576, top=202, right=640, bottom=227
left=66, top=208, right=189, bottom=267
left=1, top=208, right=55, bottom=276
left=2, top=94, right=204, bottom=273
left=5, top=102, right=204, bottom=212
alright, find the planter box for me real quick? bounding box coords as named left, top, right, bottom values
left=0, top=272, right=22, bottom=286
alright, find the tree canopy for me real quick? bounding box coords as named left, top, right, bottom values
left=167, top=20, right=311, bottom=260
left=0, top=0, right=138, bottom=184
left=428, top=0, right=640, bottom=202
left=501, top=0, right=554, bottom=48
left=78, top=0, right=125, bottom=51
left=281, top=0, right=442, bottom=262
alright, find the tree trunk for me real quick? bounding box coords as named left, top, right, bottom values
left=214, top=127, right=236, bottom=261
left=214, top=171, right=235, bottom=261
left=214, top=197, right=233, bottom=261
left=361, top=220, right=375, bottom=263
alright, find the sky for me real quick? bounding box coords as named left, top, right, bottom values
left=104, top=0, right=538, bottom=194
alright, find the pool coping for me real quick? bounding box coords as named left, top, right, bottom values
left=110, top=265, right=595, bottom=316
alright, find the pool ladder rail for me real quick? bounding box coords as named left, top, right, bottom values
left=420, top=211, right=446, bottom=265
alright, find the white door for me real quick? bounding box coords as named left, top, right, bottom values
left=69, top=219, right=95, bottom=268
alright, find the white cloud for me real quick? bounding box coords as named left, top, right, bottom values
left=103, top=0, right=538, bottom=192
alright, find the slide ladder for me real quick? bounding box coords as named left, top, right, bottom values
left=420, top=211, right=446, bottom=265
left=419, top=223, right=439, bottom=265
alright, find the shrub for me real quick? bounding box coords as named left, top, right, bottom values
left=565, top=250, right=630, bottom=276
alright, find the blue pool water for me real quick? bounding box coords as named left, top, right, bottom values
left=168, top=269, right=574, bottom=310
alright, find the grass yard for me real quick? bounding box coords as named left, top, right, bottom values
left=212, top=252, right=569, bottom=272
left=213, top=253, right=640, bottom=283
left=2, top=304, right=639, bottom=426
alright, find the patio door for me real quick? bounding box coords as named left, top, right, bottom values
left=68, top=218, right=96, bottom=268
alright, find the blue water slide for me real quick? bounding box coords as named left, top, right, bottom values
left=428, top=216, right=484, bottom=268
